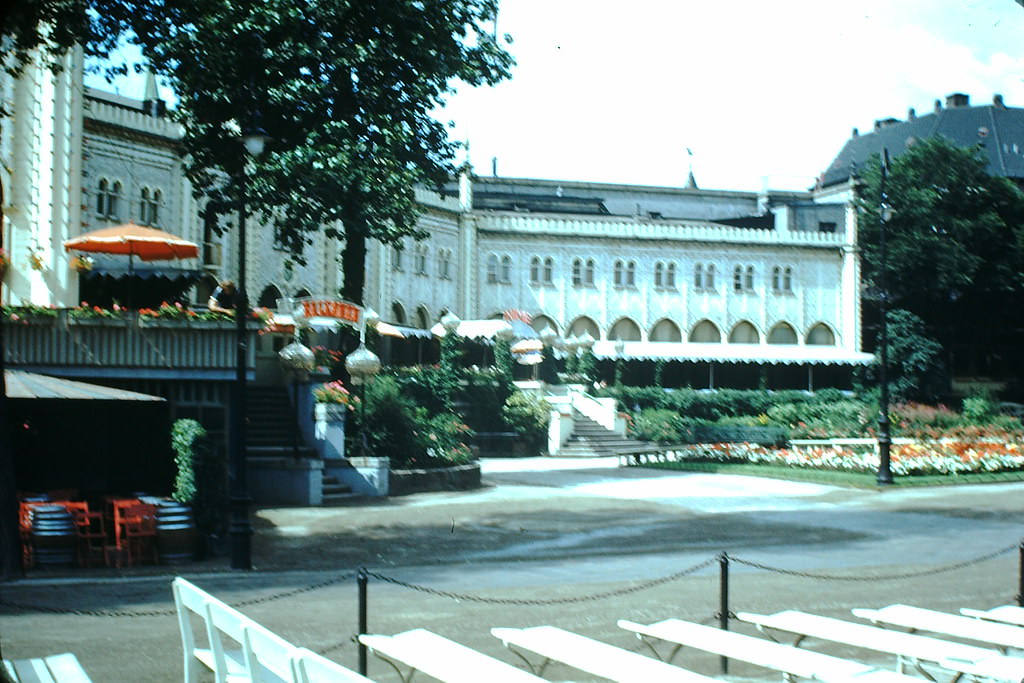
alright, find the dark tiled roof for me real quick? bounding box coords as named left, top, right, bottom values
left=820, top=96, right=1024, bottom=187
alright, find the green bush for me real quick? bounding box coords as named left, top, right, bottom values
left=502, top=391, right=551, bottom=454
left=766, top=400, right=873, bottom=439
left=362, top=375, right=474, bottom=468
left=170, top=419, right=226, bottom=552
left=630, top=408, right=691, bottom=443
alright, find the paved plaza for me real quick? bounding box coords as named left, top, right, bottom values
left=2, top=457, right=1023, bottom=682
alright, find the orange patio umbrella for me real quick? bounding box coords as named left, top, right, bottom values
left=63, top=222, right=200, bottom=268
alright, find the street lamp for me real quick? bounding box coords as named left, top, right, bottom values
left=278, top=339, right=315, bottom=459
left=614, top=338, right=626, bottom=387
left=345, top=344, right=381, bottom=458
left=876, top=148, right=894, bottom=486
left=228, top=123, right=267, bottom=570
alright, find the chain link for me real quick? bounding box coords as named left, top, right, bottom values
left=365, top=556, right=718, bottom=606
left=0, top=571, right=356, bottom=617
left=730, top=543, right=1017, bottom=581
left=1, top=540, right=1017, bottom=616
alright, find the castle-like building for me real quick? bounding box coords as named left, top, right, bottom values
left=2, top=49, right=886, bottom=388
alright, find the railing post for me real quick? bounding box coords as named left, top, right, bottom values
left=719, top=551, right=729, bottom=674
left=1017, top=541, right=1024, bottom=607
left=358, top=568, right=368, bottom=675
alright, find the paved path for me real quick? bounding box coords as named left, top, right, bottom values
left=3, top=458, right=1023, bottom=682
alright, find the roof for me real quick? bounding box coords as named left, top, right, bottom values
left=5, top=371, right=166, bottom=401
left=821, top=94, right=1024, bottom=187
left=591, top=341, right=875, bottom=366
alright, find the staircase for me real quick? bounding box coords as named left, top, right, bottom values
left=246, top=387, right=355, bottom=504
left=559, top=413, right=651, bottom=457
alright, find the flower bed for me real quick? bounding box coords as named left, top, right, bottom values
left=656, top=440, right=1024, bottom=476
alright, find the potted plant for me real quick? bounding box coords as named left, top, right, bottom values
left=312, top=379, right=357, bottom=421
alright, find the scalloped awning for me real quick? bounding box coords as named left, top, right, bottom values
left=591, top=341, right=874, bottom=366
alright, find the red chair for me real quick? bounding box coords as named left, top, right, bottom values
left=121, top=503, right=159, bottom=566
left=72, top=508, right=108, bottom=568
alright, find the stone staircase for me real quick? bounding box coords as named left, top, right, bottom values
left=246, top=386, right=355, bottom=503
left=559, top=413, right=651, bottom=457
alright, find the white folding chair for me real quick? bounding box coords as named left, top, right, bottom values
left=290, top=647, right=375, bottom=683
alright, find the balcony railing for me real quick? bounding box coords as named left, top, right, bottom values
left=3, top=311, right=257, bottom=379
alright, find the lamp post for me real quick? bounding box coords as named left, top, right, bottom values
left=577, top=330, right=596, bottom=383
left=876, top=148, right=893, bottom=486
left=278, top=339, right=315, bottom=459
left=345, top=344, right=381, bottom=458
left=614, top=338, right=626, bottom=387
left=228, top=124, right=267, bottom=570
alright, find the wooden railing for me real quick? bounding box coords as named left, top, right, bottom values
left=3, top=311, right=257, bottom=378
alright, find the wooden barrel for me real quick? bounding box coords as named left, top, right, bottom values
left=31, top=505, right=76, bottom=567
left=156, top=501, right=197, bottom=564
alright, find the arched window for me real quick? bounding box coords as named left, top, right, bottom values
left=257, top=284, right=283, bottom=310
left=584, top=258, right=595, bottom=285
left=613, top=260, right=624, bottom=287
left=569, top=316, right=600, bottom=339
left=625, top=261, right=636, bottom=287
left=393, top=245, right=404, bottom=271
left=415, top=306, right=430, bottom=329
left=415, top=245, right=428, bottom=275
left=733, top=265, right=744, bottom=292
left=109, top=181, right=122, bottom=219
left=807, top=323, right=836, bottom=346
left=530, top=256, right=541, bottom=285
left=543, top=257, right=554, bottom=284
left=649, top=319, right=682, bottom=342
left=745, top=265, right=755, bottom=291
left=654, top=262, right=664, bottom=288
left=782, top=267, right=792, bottom=292
left=572, top=258, right=583, bottom=286
left=500, top=255, right=512, bottom=283
left=610, top=318, right=642, bottom=341
left=729, top=321, right=760, bottom=344
left=96, top=179, right=108, bottom=214
left=771, top=266, right=781, bottom=291
left=689, top=320, right=721, bottom=343
left=486, top=254, right=499, bottom=283
left=665, top=263, right=676, bottom=288
left=437, top=250, right=451, bottom=280
left=767, top=323, right=798, bottom=344
left=392, top=302, right=407, bottom=324
left=706, top=264, right=716, bottom=289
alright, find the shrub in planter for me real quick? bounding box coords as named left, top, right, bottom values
left=171, top=419, right=226, bottom=557
left=502, top=391, right=550, bottom=454
left=630, top=408, right=691, bottom=443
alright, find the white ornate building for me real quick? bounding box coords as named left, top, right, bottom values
left=1, top=51, right=873, bottom=387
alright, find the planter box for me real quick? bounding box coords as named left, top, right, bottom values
left=389, top=462, right=481, bottom=496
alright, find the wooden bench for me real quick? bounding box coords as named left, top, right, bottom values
left=961, top=605, right=1024, bottom=629
left=737, top=610, right=1024, bottom=682
left=2, top=653, right=91, bottom=683
left=358, top=628, right=543, bottom=683
left=617, top=617, right=921, bottom=683
left=492, top=625, right=716, bottom=682
left=173, top=576, right=370, bottom=683
left=853, top=605, right=1024, bottom=653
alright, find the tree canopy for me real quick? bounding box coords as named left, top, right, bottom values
left=2, top=0, right=515, bottom=302
left=855, top=137, right=1024, bottom=392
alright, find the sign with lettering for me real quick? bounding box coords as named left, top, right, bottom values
left=300, top=299, right=362, bottom=325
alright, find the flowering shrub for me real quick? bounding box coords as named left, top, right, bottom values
left=2, top=304, right=59, bottom=322
left=312, top=380, right=356, bottom=407
left=69, top=302, right=127, bottom=319
left=139, top=301, right=198, bottom=320
left=311, top=345, right=344, bottom=369
left=658, top=439, right=1024, bottom=476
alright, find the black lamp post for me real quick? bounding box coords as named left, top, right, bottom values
left=876, top=148, right=894, bottom=486
left=228, top=126, right=267, bottom=570
left=346, top=311, right=381, bottom=459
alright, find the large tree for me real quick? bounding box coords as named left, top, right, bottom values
left=2, top=0, right=514, bottom=302
left=855, top=137, right=1024, bottom=394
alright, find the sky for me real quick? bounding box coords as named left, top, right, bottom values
left=86, top=0, right=1024, bottom=192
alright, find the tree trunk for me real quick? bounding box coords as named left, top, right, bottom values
left=340, top=205, right=368, bottom=306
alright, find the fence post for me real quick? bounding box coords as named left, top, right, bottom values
left=718, top=551, right=729, bottom=674
left=358, top=567, right=368, bottom=676
left=1018, top=541, right=1024, bottom=607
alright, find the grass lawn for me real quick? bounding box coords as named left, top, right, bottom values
left=635, top=461, right=1024, bottom=488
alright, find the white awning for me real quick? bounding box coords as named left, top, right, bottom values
left=429, top=319, right=537, bottom=340
left=591, top=341, right=875, bottom=366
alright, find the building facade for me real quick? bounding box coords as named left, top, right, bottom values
left=2, top=52, right=874, bottom=387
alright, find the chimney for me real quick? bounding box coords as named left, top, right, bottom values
left=491, top=156, right=498, bottom=177
left=994, top=94, right=1006, bottom=109
left=873, top=118, right=899, bottom=131
left=907, top=107, right=916, bottom=121
left=934, top=99, right=943, bottom=113
left=852, top=127, right=859, bottom=137
left=945, top=93, right=970, bottom=108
